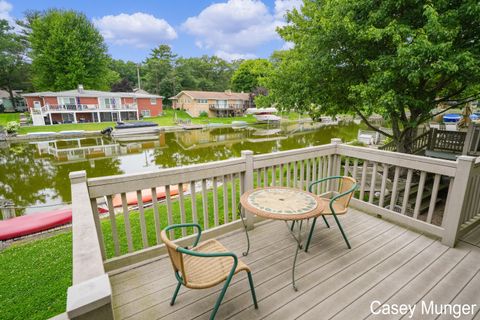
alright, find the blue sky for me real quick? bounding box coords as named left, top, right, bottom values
left=1, top=0, right=301, bottom=62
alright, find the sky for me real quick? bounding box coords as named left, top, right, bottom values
left=1, top=0, right=302, bottom=62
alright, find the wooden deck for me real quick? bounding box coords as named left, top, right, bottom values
left=110, top=209, right=480, bottom=320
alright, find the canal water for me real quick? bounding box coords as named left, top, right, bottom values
left=0, top=121, right=365, bottom=216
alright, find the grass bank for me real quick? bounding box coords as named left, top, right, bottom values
left=0, top=179, right=241, bottom=319
left=0, top=110, right=257, bottom=135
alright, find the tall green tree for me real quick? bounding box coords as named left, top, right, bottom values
left=143, top=45, right=177, bottom=100
left=263, top=0, right=480, bottom=153
left=0, top=20, right=30, bottom=109
left=109, top=58, right=139, bottom=89
left=231, top=59, right=271, bottom=92
left=29, top=10, right=117, bottom=91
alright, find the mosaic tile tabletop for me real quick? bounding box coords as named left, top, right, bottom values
left=246, top=188, right=318, bottom=215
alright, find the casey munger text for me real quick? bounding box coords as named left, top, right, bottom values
left=370, top=300, right=477, bottom=319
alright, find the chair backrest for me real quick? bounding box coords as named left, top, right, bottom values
left=336, top=176, right=357, bottom=208
left=160, top=230, right=188, bottom=283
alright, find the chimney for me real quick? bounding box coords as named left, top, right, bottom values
left=77, top=84, right=84, bottom=93
left=225, top=89, right=232, bottom=95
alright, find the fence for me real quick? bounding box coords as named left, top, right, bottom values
left=66, top=140, right=480, bottom=318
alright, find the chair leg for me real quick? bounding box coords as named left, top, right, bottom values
left=332, top=213, right=351, bottom=249
left=290, top=220, right=295, bottom=231
left=247, top=271, right=258, bottom=309
left=322, top=215, right=330, bottom=228
left=304, top=217, right=318, bottom=252
left=170, top=281, right=182, bottom=306
left=210, top=273, right=235, bottom=320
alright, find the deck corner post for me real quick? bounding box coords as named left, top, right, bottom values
left=69, top=170, right=87, bottom=184
left=241, top=150, right=255, bottom=230
left=442, top=155, right=475, bottom=247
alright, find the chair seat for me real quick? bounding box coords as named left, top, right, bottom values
left=183, top=239, right=250, bottom=289
left=317, top=197, right=348, bottom=215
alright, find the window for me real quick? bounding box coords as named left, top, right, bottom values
left=141, top=110, right=151, bottom=117
left=197, top=99, right=208, bottom=104
left=150, top=98, right=157, bottom=105
left=58, top=97, right=76, bottom=105
left=103, top=97, right=119, bottom=109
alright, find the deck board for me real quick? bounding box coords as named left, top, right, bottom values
left=110, top=209, right=480, bottom=320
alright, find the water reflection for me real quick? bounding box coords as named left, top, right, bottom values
left=0, top=121, right=364, bottom=215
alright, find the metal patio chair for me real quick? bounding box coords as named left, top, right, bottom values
left=160, top=223, right=258, bottom=320
left=304, top=176, right=357, bottom=252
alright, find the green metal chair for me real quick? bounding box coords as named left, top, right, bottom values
left=304, top=176, right=357, bottom=252
left=160, top=223, right=258, bottom=320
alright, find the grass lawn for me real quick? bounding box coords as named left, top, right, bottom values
left=0, top=178, right=244, bottom=319
left=0, top=110, right=257, bottom=135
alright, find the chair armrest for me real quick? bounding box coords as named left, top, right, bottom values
left=308, top=176, right=344, bottom=193
left=164, top=223, right=202, bottom=247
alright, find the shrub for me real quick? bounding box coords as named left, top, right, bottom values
left=5, top=121, right=20, bottom=134
left=349, top=139, right=366, bottom=147
left=199, top=111, right=209, bottom=118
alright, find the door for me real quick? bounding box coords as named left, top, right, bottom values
left=33, top=101, right=41, bottom=109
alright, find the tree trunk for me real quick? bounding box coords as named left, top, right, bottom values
left=395, top=127, right=415, bottom=154
left=7, top=86, right=17, bottom=110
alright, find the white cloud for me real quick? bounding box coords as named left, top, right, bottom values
left=0, top=0, right=15, bottom=26
left=93, top=12, right=177, bottom=48
left=215, top=50, right=257, bottom=61
left=182, top=0, right=302, bottom=61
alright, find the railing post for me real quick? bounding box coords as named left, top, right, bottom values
left=331, top=138, right=342, bottom=175
left=241, top=150, right=255, bottom=230
left=67, top=171, right=114, bottom=320
left=441, top=156, right=475, bottom=247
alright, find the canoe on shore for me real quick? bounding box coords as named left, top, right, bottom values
left=0, top=207, right=108, bottom=241
left=112, top=184, right=187, bottom=207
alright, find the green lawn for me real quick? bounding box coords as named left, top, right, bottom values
left=0, top=110, right=257, bottom=135
left=0, top=178, right=244, bottom=319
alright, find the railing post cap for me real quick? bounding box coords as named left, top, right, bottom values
left=70, top=170, right=87, bottom=183
left=331, top=138, right=342, bottom=144
left=241, top=150, right=254, bottom=156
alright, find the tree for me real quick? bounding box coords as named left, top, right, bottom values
left=111, top=78, right=133, bottom=92
left=143, top=45, right=177, bottom=99
left=29, top=10, right=117, bottom=91
left=0, top=19, right=31, bottom=109
left=263, top=0, right=480, bottom=153
left=231, top=59, right=271, bottom=92
left=109, top=58, right=138, bottom=88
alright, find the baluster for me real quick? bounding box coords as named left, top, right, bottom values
left=322, top=156, right=328, bottom=192
left=300, top=160, right=305, bottom=190
left=326, top=155, right=332, bottom=190
left=317, top=157, right=322, bottom=194
left=178, top=183, right=186, bottom=237
left=401, top=169, right=413, bottom=215
left=389, top=166, right=401, bottom=211
left=272, top=165, right=276, bottom=186
left=427, top=174, right=441, bottom=223
left=344, top=157, right=350, bottom=177
left=286, top=162, right=291, bottom=187
left=293, top=162, right=298, bottom=189
left=359, top=161, right=368, bottom=200
left=312, top=158, right=317, bottom=192
left=121, top=192, right=133, bottom=252
left=231, top=173, right=237, bottom=220
left=264, top=167, right=268, bottom=187
left=413, top=172, right=427, bottom=219
left=306, top=159, right=311, bottom=191
left=90, top=198, right=106, bottom=260
left=279, top=163, right=284, bottom=186
left=256, top=169, right=261, bottom=188
left=165, top=185, right=174, bottom=239
left=368, top=162, right=378, bottom=204
left=223, top=175, right=229, bottom=223
left=151, top=187, right=161, bottom=244
left=212, top=177, right=219, bottom=226
left=106, top=195, right=120, bottom=257
left=136, top=190, right=148, bottom=247
left=379, top=164, right=389, bottom=208
left=201, top=179, right=209, bottom=230
left=190, top=181, right=198, bottom=224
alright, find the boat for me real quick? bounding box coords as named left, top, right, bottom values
left=443, top=114, right=461, bottom=123
left=111, top=122, right=160, bottom=137
left=207, top=123, right=224, bottom=128
left=112, top=184, right=187, bottom=207
left=26, top=132, right=56, bottom=137
left=0, top=207, right=108, bottom=241
left=232, top=121, right=248, bottom=127
left=246, top=108, right=281, bottom=123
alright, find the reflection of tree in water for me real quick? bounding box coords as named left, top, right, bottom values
left=0, top=143, right=56, bottom=207
left=52, top=157, right=123, bottom=202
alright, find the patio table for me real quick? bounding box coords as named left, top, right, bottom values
left=240, top=187, right=325, bottom=291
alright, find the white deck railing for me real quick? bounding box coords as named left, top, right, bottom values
left=66, top=139, right=480, bottom=319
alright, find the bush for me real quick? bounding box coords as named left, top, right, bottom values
left=199, top=111, right=209, bottom=118
left=5, top=121, right=20, bottom=134
left=348, top=139, right=366, bottom=147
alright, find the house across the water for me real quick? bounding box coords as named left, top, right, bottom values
left=22, top=85, right=163, bottom=126
left=0, top=89, right=27, bottom=112
left=170, top=90, right=252, bottom=117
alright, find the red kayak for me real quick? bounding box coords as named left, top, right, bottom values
left=112, top=184, right=187, bottom=207
left=0, top=207, right=109, bottom=241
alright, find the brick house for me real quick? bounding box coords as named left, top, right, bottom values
left=23, top=85, right=163, bottom=126
left=170, top=90, right=252, bottom=117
